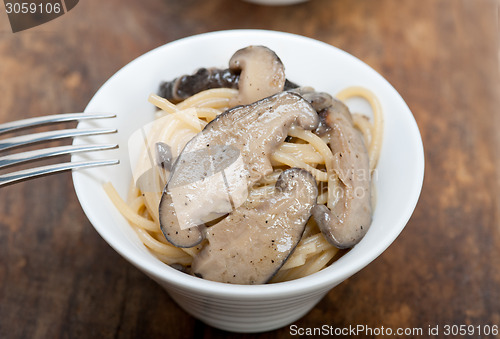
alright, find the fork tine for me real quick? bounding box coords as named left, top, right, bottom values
left=0, top=113, right=116, bottom=135
left=0, top=143, right=118, bottom=169
left=0, top=113, right=119, bottom=187
left=0, top=128, right=117, bottom=152
left=0, top=159, right=120, bottom=187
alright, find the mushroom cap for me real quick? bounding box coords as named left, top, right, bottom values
left=191, top=168, right=318, bottom=284
left=312, top=102, right=372, bottom=249
left=159, top=67, right=239, bottom=103
left=229, top=45, right=286, bottom=105
left=159, top=91, right=319, bottom=248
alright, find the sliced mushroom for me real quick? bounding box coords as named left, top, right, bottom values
left=312, top=100, right=372, bottom=249
left=159, top=68, right=239, bottom=103
left=159, top=91, right=319, bottom=248
left=290, top=86, right=343, bottom=135
left=155, top=142, right=173, bottom=170
left=229, top=45, right=286, bottom=105
left=159, top=144, right=244, bottom=248
left=158, top=46, right=298, bottom=104
left=191, top=168, right=318, bottom=284
left=291, top=86, right=334, bottom=112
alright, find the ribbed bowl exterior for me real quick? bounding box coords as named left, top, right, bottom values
left=162, top=282, right=334, bottom=332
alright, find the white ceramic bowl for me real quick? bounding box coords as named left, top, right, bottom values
left=72, top=30, right=424, bottom=333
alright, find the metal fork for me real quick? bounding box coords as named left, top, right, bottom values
left=0, top=112, right=119, bottom=187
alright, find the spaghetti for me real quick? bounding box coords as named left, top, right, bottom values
left=104, top=83, right=383, bottom=283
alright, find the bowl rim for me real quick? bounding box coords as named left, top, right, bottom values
left=73, top=29, right=425, bottom=299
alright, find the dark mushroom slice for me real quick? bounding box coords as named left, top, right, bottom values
left=159, top=68, right=239, bottom=103
left=290, top=86, right=341, bottom=135
left=159, top=91, right=319, bottom=248
left=228, top=45, right=286, bottom=105
left=312, top=100, right=372, bottom=249
left=158, top=145, right=241, bottom=248
left=158, top=46, right=298, bottom=104
left=191, top=168, right=318, bottom=284
left=158, top=67, right=299, bottom=104
left=291, top=86, right=334, bottom=112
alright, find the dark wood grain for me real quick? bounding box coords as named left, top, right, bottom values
left=1, top=0, right=499, bottom=338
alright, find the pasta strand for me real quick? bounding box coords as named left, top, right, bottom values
left=105, top=85, right=382, bottom=283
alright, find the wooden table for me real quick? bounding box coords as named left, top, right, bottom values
left=1, top=0, right=499, bottom=337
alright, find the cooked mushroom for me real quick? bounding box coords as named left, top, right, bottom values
left=291, top=86, right=334, bottom=112
left=312, top=100, right=372, bottom=249
left=158, top=46, right=298, bottom=104
left=159, top=68, right=239, bottom=103
left=159, top=91, right=319, bottom=248
left=191, top=168, right=318, bottom=284
left=229, top=45, right=286, bottom=105
left=159, top=144, right=245, bottom=248
left=155, top=142, right=173, bottom=170
left=292, top=87, right=363, bottom=134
